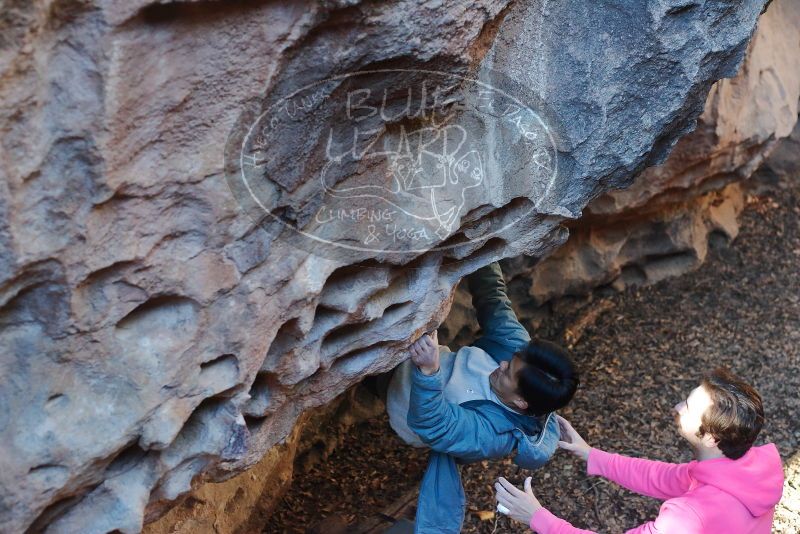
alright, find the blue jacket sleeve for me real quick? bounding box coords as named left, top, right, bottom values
left=466, top=262, right=530, bottom=363
left=407, top=366, right=516, bottom=459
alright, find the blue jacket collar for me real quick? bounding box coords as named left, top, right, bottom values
left=459, top=400, right=559, bottom=470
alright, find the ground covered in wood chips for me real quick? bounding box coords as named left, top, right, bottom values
left=265, top=177, right=800, bottom=533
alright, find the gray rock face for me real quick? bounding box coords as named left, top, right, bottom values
left=0, top=0, right=769, bottom=532
left=505, top=0, right=800, bottom=306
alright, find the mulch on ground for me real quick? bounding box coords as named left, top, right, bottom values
left=265, top=175, right=800, bottom=533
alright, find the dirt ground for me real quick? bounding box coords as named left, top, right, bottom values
left=265, top=175, right=800, bottom=533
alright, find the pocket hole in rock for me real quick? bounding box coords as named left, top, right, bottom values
left=105, top=442, right=147, bottom=478
left=244, top=414, right=268, bottom=434
left=198, top=354, right=240, bottom=396
left=245, top=372, right=283, bottom=418
left=266, top=318, right=302, bottom=359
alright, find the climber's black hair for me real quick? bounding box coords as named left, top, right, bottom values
left=514, top=338, right=579, bottom=416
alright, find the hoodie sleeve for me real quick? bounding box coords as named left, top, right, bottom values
left=530, top=508, right=597, bottom=533
left=625, top=499, right=704, bottom=534
left=407, top=365, right=516, bottom=458
left=530, top=500, right=703, bottom=534
left=587, top=449, right=693, bottom=500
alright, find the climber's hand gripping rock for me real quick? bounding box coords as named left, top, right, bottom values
left=409, top=331, right=439, bottom=375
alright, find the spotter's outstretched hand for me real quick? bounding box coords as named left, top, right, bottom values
left=495, top=476, right=542, bottom=524
left=556, top=415, right=591, bottom=461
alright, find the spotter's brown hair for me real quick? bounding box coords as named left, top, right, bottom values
left=698, top=368, right=764, bottom=460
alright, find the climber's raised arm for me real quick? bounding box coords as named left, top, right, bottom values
left=466, top=262, right=530, bottom=363
left=406, top=332, right=516, bottom=457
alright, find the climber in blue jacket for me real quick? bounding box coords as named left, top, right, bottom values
left=386, top=262, right=579, bottom=533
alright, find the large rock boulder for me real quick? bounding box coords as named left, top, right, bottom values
left=503, top=0, right=800, bottom=307
left=0, top=0, right=771, bottom=532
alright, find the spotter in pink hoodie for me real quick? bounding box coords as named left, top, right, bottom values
left=532, top=444, right=784, bottom=534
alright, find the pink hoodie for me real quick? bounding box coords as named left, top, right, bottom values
left=531, top=444, right=784, bottom=534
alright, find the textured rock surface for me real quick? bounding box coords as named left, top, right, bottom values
left=500, top=0, right=800, bottom=308
left=144, top=385, right=384, bottom=534
left=754, top=113, right=800, bottom=185
left=0, top=0, right=771, bottom=532
left=515, top=183, right=748, bottom=306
